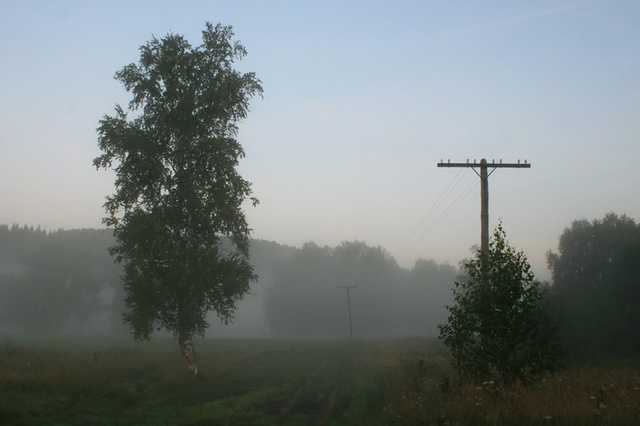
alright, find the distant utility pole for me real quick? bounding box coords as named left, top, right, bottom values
left=337, top=285, right=358, bottom=339
left=437, top=158, right=531, bottom=285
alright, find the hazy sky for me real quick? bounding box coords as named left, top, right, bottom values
left=1, top=0, right=639, bottom=279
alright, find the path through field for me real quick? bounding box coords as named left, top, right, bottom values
left=277, top=345, right=357, bottom=425
left=7, top=337, right=636, bottom=425
left=0, top=337, right=388, bottom=426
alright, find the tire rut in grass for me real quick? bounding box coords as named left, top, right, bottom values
left=279, top=347, right=358, bottom=425
left=314, top=375, right=350, bottom=426
left=279, top=360, right=328, bottom=418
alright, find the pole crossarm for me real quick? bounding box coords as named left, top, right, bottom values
left=437, top=160, right=531, bottom=169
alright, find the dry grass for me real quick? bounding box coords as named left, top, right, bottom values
left=0, top=337, right=386, bottom=425
left=381, top=339, right=640, bottom=425
left=2, top=336, right=639, bottom=425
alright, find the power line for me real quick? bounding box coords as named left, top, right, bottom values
left=395, top=169, right=469, bottom=256
left=412, top=176, right=478, bottom=245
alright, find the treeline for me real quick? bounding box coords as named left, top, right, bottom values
left=1, top=213, right=639, bottom=361
left=0, top=225, right=295, bottom=336
left=265, top=241, right=456, bottom=338
left=0, top=225, right=124, bottom=334
left=0, top=224, right=456, bottom=338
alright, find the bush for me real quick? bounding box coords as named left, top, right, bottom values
left=438, top=223, right=562, bottom=385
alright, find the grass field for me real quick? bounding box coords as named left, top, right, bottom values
left=0, top=336, right=385, bottom=425
left=0, top=336, right=639, bottom=425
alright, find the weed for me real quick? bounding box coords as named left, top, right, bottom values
left=381, top=339, right=640, bottom=425
left=2, top=336, right=639, bottom=425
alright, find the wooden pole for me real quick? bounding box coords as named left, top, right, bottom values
left=437, top=158, right=530, bottom=285
left=480, top=159, right=489, bottom=285
left=337, top=285, right=358, bottom=339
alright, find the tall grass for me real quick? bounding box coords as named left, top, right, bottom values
left=381, top=339, right=640, bottom=425
left=2, top=336, right=638, bottom=425
left=0, top=336, right=383, bottom=425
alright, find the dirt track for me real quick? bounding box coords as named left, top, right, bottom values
left=278, top=346, right=359, bottom=425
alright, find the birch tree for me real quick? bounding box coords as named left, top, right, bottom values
left=94, top=23, right=262, bottom=375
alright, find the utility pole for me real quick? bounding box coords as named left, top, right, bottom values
left=337, top=285, right=358, bottom=339
left=437, top=158, right=531, bottom=285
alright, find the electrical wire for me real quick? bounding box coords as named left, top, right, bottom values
left=397, top=168, right=465, bottom=248
left=395, top=168, right=474, bottom=258
left=412, top=177, right=478, bottom=245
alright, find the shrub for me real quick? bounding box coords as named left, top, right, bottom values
left=438, top=222, right=562, bottom=385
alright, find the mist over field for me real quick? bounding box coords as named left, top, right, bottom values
left=2, top=1, right=640, bottom=423
left=2, top=215, right=640, bottom=425
left=3, top=210, right=639, bottom=362
left=0, top=225, right=456, bottom=339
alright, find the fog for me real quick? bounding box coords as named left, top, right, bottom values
left=0, top=225, right=457, bottom=339
left=2, top=4, right=640, bottom=424
left=3, top=212, right=639, bottom=363
left=1, top=2, right=639, bottom=360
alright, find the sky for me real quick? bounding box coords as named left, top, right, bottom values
left=1, top=0, right=639, bottom=279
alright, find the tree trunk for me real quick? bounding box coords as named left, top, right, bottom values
left=178, top=332, right=199, bottom=376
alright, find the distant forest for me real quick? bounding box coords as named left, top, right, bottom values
left=0, top=224, right=456, bottom=339
left=1, top=212, right=639, bottom=361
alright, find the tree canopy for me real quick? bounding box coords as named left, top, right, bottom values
left=547, top=212, right=640, bottom=359
left=94, top=23, right=262, bottom=375
left=439, top=223, right=561, bottom=385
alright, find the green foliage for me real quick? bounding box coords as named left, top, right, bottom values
left=438, top=223, right=561, bottom=385
left=0, top=225, right=298, bottom=336
left=383, top=339, right=640, bottom=426
left=93, top=24, right=262, bottom=349
left=547, top=212, right=640, bottom=359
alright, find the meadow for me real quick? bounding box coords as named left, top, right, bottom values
left=0, top=337, right=639, bottom=425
